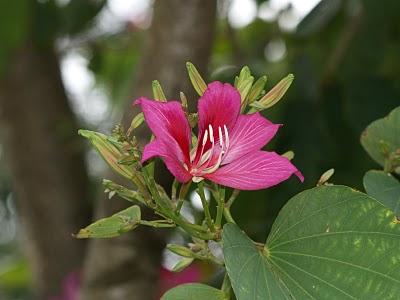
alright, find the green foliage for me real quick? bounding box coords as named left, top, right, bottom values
left=361, top=107, right=400, bottom=171
left=223, top=186, right=400, bottom=299
left=0, top=0, right=29, bottom=76
left=364, top=170, right=400, bottom=218
left=76, top=205, right=141, bottom=238
left=161, top=283, right=228, bottom=300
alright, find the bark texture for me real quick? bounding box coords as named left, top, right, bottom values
left=0, top=42, right=92, bottom=299
left=80, top=1, right=217, bottom=299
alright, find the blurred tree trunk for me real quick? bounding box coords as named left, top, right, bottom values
left=0, top=41, right=92, bottom=298
left=80, top=1, right=217, bottom=299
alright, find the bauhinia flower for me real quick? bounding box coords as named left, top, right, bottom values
left=134, top=81, right=303, bottom=190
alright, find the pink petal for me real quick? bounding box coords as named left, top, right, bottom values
left=192, top=82, right=241, bottom=164
left=197, top=81, right=241, bottom=135
left=142, top=139, right=192, bottom=183
left=222, top=113, right=281, bottom=165
left=205, top=151, right=303, bottom=190
left=134, top=98, right=191, bottom=163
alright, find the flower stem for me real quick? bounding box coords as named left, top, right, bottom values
left=215, top=186, right=225, bottom=228
left=223, top=207, right=236, bottom=224
left=226, top=189, right=240, bottom=208
left=198, top=181, right=215, bottom=232
left=175, top=181, right=191, bottom=215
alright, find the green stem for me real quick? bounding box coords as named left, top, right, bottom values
left=226, top=189, right=240, bottom=208
left=139, top=220, right=176, bottom=228
left=171, top=179, right=179, bottom=202
left=223, top=206, right=236, bottom=224
left=175, top=181, right=192, bottom=215
left=198, top=181, right=215, bottom=232
left=215, top=187, right=225, bottom=228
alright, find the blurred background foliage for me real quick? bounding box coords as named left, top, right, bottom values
left=0, top=0, right=399, bottom=299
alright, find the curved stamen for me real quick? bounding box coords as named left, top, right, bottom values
left=218, top=126, right=224, bottom=149
left=224, top=125, right=230, bottom=150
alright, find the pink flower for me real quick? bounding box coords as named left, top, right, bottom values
left=135, top=81, right=303, bottom=190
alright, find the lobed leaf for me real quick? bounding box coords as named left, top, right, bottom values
left=223, top=185, right=400, bottom=300
left=161, top=283, right=228, bottom=300
left=360, top=106, right=400, bottom=170
left=363, top=170, right=400, bottom=218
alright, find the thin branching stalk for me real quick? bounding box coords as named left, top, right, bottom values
left=198, top=181, right=215, bottom=232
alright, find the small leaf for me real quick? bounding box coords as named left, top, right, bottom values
left=161, top=283, right=228, bottom=300
left=152, top=80, right=167, bottom=102
left=247, top=75, right=267, bottom=103
left=363, top=170, right=400, bottom=218
left=79, top=130, right=134, bottom=179
left=171, top=257, right=194, bottom=272
left=361, top=106, right=400, bottom=169
left=250, top=74, right=294, bottom=112
left=75, top=205, right=141, bottom=238
left=186, top=62, right=207, bottom=96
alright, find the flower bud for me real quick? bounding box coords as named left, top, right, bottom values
left=167, top=244, right=197, bottom=258
left=152, top=80, right=167, bottom=102
left=186, top=62, right=207, bottom=96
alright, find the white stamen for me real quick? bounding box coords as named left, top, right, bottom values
left=202, top=129, right=209, bottom=146
left=218, top=126, right=223, bottom=147
left=202, top=149, right=224, bottom=174
left=208, top=124, right=214, bottom=143
left=224, top=125, right=230, bottom=150
left=199, top=149, right=212, bottom=165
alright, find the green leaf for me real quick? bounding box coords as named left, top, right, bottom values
left=249, top=74, right=294, bottom=112
left=75, top=205, right=141, bottom=238
left=363, top=170, right=400, bottom=218
left=79, top=129, right=134, bottom=179
left=361, top=106, right=400, bottom=169
left=186, top=62, right=207, bottom=96
left=152, top=80, right=167, bottom=101
left=161, top=283, right=228, bottom=300
left=223, top=185, right=400, bottom=300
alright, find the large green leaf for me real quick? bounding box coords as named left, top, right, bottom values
left=161, top=283, right=228, bottom=300
left=223, top=185, right=400, bottom=300
left=75, top=205, right=141, bottom=238
left=364, top=170, right=400, bottom=218
left=360, top=106, right=400, bottom=168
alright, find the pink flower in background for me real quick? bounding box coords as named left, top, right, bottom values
left=135, top=81, right=303, bottom=190
left=50, top=271, right=80, bottom=300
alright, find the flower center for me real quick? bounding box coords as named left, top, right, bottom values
left=189, top=124, right=230, bottom=180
